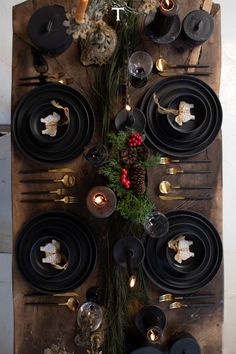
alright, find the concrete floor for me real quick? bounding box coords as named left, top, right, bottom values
left=1, top=0, right=236, bottom=353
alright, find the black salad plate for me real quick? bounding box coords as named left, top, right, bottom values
left=140, top=76, right=222, bottom=157
left=12, top=84, right=95, bottom=163
left=16, top=212, right=97, bottom=293
left=143, top=210, right=222, bottom=294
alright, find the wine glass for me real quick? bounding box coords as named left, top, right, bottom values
left=144, top=211, right=169, bottom=238
left=128, top=51, right=153, bottom=87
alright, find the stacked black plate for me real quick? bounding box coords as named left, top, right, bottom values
left=143, top=210, right=222, bottom=294
left=16, top=212, right=97, bottom=293
left=140, top=76, right=222, bottom=157
left=12, top=83, right=95, bottom=163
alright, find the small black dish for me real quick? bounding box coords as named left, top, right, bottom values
left=131, top=346, right=164, bottom=354
left=135, top=305, right=166, bottom=337
left=169, top=332, right=201, bottom=354
left=182, top=10, right=214, bottom=46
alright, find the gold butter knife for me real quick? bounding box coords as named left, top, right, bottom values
left=159, top=195, right=212, bottom=201
left=19, top=168, right=75, bottom=174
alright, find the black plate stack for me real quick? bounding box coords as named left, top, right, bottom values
left=16, top=212, right=97, bottom=293
left=140, top=76, right=222, bottom=157
left=12, top=83, right=95, bottom=163
left=143, top=210, right=222, bottom=294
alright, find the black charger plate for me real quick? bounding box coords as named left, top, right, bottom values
left=16, top=212, right=97, bottom=293
left=143, top=210, right=222, bottom=294
left=12, top=83, right=95, bottom=163
left=141, top=76, right=222, bottom=157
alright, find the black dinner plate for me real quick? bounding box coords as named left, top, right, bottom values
left=12, top=83, right=95, bottom=163
left=143, top=210, right=222, bottom=294
left=16, top=212, right=97, bottom=293
left=141, top=76, right=222, bottom=157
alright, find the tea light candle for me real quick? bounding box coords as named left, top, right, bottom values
left=159, top=0, right=179, bottom=17
left=86, top=186, right=117, bottom=218
left=146, top=326, right=162, bottom=344
left=75, top=0, right=89, bottom=23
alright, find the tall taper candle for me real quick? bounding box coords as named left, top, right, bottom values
left=75, top=0, right=89, bottom=23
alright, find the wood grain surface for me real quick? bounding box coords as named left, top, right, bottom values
left=12, top=1, right=223, bottom=353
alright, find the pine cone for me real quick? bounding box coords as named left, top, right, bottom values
left=121, top=149, right=137, bottom=165
left=129, top=166, right=146, bottom=195
left=137, top=145, right=149, bottom=161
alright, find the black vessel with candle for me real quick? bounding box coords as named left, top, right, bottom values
left=28, top=5, right=72, bottom=56
left=145, top=0, right=181, bottom=44
left=169, top=332, right=201, bottom=354
left=182, top=10, right=214, bottom=46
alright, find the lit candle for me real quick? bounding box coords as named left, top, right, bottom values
left=159, top=0, right=179, bottom=16
left=86, top=186, right=117, bottom=218
left=75, top=0, right=89, bottom=23
left=93, top=193, right=107, bottom=207
left=146, top=326, right=162, bottom=344
left=129, top=275, right=137, bottom=288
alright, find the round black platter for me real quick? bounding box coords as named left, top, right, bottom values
left=16, top=212, right=97, bottom=293
left=143, top=210, right=222, bottom=294
left=12, top=83, right=95, bottom=164
left=140, top=75, right=222, bottom=157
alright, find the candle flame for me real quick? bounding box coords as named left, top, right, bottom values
left=166, top=0, right=170, bottom=6
left=125, top=104, right=132, bottom=112
left=129, top=275, right=136, bottom=288
left=147, top=327, right=161, bottom=343
left=150, top=331, right=156, bottom=342
left=94, top=194, right=106, bottom=206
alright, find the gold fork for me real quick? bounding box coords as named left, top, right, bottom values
left=20, top=196, right=78, bottom=204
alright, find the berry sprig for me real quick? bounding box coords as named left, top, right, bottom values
left=127, top=132, right=143, bottom=148
left=120, top=168, right=131, bottom=189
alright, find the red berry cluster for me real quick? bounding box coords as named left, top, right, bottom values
left=120, top=168, right=131, bottom=189
left=127, top=133, right=143, bottom=148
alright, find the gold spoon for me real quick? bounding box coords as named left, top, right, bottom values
left=160, top=157, right=211, bottom=165
left=169, top=301, right=215, bottom=310
left=155, top=58, right=209, bottom=72
left=20, top=174, right=76, bottom=188
left=166, top=167, right=213, bottom=175
left=159, top=293, right=214, bottom=303
left=159, top=181, right=212, bottom=194
left=25, top=297, right=79, bottom=312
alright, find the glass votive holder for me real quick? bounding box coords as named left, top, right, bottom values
left=86, top=186, right=117, bottom=218
left=85, top=144, right=108, bottom=167
left=77, top=301, right=103, bottom=332
left=128, top=51, right=153, bottom=88
left=144, top=212, right=169, bottom=238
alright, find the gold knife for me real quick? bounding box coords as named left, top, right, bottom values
left=19, top=168, right=75, bottom=174
left=159, top=195, right=212, bottom=201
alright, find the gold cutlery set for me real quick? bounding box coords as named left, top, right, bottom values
left=158, top=293, right=215, bottom=311
left=155, top=57, right=211, bottom=77
left=19, top=168, right=78, bottom=204
left=158, top=157, right=213, bottom=201
left=24, top=292, right=80, bottom=312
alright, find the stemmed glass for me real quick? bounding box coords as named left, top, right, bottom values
left=128, top=51, right=153, bottom=87
left=144, top=211, right=169, bottom=238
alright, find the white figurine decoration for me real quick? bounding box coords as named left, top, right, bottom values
left=40, top=112, right=61, bottom=137
left=175, top=101, right=195, bottom=126
left=168, top=235, right=195, bottom=264
left=40, top=239, right=62, bottom=265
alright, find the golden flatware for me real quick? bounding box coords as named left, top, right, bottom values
left=159, top=293, right=214, bottom=303
left=20, top=174, right=76, bottom=188
left=20, top=196, right=78, bottom=204
left=166, top=167, right=213, bottom=175
left=155, top=58, right=209, bottom=72
left=160, top=157, right=211, bottom=165
left=169, top=301, right=215, bottom=310
left=159, top=181, right=212, bottom=194
left=24, top=292, right=79, bottom=297
left=21, top=189, right=69, bottom=196
left=159, top=195, right=212, bottom=201
left=19, top=72, right=65, bottom=80
left=25, top=297, right=79, bottom=312
left=19, top=168, right=75, bottom=174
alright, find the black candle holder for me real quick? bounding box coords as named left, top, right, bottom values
left=135, top=306, right=166, bottom=344
left=28, top=5, right=73, bottom=56
left=113, top=236, right=145, bottom=287
left=115, top=107, right=146, bottom=133
left=144, top=0, right=181, bottom=44
left=182, top=10, right=214, bottom=46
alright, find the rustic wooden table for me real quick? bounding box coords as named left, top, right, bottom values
left=12, top=1, right=223, bottom=353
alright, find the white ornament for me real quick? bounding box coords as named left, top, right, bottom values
left=40, top=112, right=61, bottom=137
